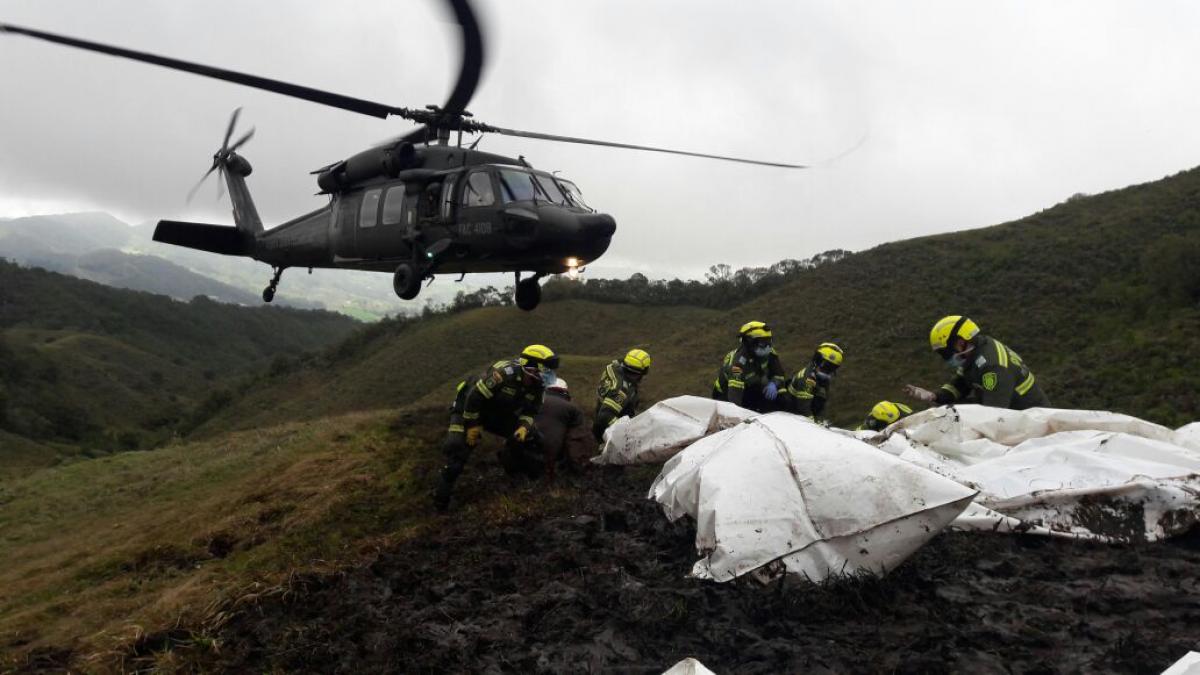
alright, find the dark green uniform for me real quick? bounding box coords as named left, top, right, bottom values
left=434, top=358, right=545, bottom=509
left=785, top=364, right=831, bottom=419
left=593, top=360, right=641, bottom=441
left=712, top=346, right=787, bottom=413
left=934, top=335, right=1049, bottom=410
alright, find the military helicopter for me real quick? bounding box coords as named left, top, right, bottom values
left=1, top=0, right=804, bottom=310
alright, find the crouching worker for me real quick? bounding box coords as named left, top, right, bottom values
left=903, top=315, right=1049, bottom=411
left=433, top=344, right=558, bottom=512
left=856, top=400, right=915, bottom=432
left=785, top=342, right=844, bottom=421
left=592, top=348, right=652, bottom=442
left=518, top=377, right=596, bottom=481
left=713, top=321, right=787, bottom=413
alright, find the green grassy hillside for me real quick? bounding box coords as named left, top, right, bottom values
left=202, top=166, right=1200, bottom=433
left=0, top=262, right=360, bottom=464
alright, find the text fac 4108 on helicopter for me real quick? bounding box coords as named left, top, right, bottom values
left=1, top=0, right=804, bottom=310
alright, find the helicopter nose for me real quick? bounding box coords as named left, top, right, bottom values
left=578, top=213, right=616, bottom=238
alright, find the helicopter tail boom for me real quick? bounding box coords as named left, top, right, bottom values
left=153, top=220, right=253, bottom=257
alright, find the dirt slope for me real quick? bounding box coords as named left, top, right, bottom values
left=138, top=468, right=1199, bottom=674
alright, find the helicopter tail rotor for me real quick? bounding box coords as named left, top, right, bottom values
left=187, top=107, right=256, bottom=203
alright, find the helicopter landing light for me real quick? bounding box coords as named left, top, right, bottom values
left=566, top=257, right=582, bottom=280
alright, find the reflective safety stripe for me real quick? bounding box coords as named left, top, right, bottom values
left=475, top=380, right=494, bottom=398
left=728, top=380, right=745, bottom=390
left=462, top=411, right=480, bottom=420
left=603, top=398, right=623, bottom=412
left=790, top=388, right=814, bottom=399
left=448, top=424, right=465, bottom=433
left=605, top=416, right=619, bottom=427
left=940, top=383, right=961, bottom=398
left=995, top=341, right=1010, bottom=368
left=518, top=415, right=534, bottom=426
left=456, top=380, right=466, bottom=393
left=1016, top=373, right=1036, bottom=395
left=713, top=378, right=723, bottom=391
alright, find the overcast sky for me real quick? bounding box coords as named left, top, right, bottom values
left=2, top=0, right=1199, bottom=278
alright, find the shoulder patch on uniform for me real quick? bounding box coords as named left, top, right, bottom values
left=731, top=366, right=743, bottom=375
left=490, top=371, right=504, bottom=384
left=982, top=372, right=998, bottom=391
left=805, top=378, right=817, bottom=389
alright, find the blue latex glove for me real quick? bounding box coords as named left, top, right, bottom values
left=763, top=381, right=779, bottom=401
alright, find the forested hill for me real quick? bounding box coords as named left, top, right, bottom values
left=0, top=262, right=359, bottom=473
left=196, top=166, right=1200, bottom=435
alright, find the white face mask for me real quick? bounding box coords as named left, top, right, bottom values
left=944, top=350, right=970, bottom=369
left=754, top=345, right=772, bottom=358
left=541, top=369, right=557, bottom=386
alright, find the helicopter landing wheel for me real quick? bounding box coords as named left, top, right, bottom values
left=393, top=263, right=423, bottom=300
left=262, top=266, right=283, bottom=303
left=515, top=277, right=542, bottom=311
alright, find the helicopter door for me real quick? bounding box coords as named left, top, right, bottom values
left=352, top=188, right=383, bottom=259
left=332, top=192, right=361, bottom=260
left=456, top=169, right=502, bottom=249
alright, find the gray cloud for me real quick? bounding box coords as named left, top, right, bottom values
left=3, top=0, right=1198, bottom=278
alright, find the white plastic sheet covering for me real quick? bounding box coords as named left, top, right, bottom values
left=592, top=395, right=758, bottom=465
left=874, top=406, right=1200, bottom=541
left=661, top=657, right=718, bottom=675
left=650, top=412, right=977, bottom=582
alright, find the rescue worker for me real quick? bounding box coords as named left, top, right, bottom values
left=433, top=344, right=558, bottom=512
left=592, top=348, right=652, bottom=442
left=712, top=321, right=787, bottom=413
left=529, top=378, right=595, bottom=480
left=856, top=400, right=915, bottom=432
left=785, top=342, right=844, bottom=420
left=903, top=315, right=1050, bottom=410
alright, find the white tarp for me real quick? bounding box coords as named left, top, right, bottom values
left=874, top=405, right=1200, bottom=541
left=661, top=658, right=718, bottom=675
left=650, top=412, right=977, bottom=582
left=592, top=396, right=758, bottom=465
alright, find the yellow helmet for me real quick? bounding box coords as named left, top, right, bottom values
left=739, top=321, right=772, bottom=340
left=623, top=348, right=652, bottom=373
left=815, top=342, right=844, bottom=367
left=870, top=401, right=913, bottom=425
left=929, top=315, right=980, bottom=352
left=519, top=344, right=559, bottom=370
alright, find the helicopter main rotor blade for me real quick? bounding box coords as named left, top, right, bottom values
left=487, top=126, right=808, bottom=169
left=439, top=0, right=484, bottom=118
left=0, top=23, right=406, bottom=120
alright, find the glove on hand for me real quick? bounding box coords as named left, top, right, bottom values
left=512, top=426, right=530, bottom=443
left=903, top=384, right=936, bottom=403
left=465, top=426, right=482, bottom=446
left=763, top=381, right=779, bottom=401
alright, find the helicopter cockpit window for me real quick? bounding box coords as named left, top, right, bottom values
left=382, top=185, right=405, bottom=226
left=462, top=171, right=495, bottom=207
left=498, top=169, right=540, bottom=203
left=359, top=188, right=382, bottom=228
left=559, top=180, right=591, bottom=210
left=532, top=175, right=569, bottom=205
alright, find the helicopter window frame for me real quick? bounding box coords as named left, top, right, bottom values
left=498, top=169, right=541, bottom=204
left=441, top=175, right=458, bottom=220
left=532, top=174, right=570, bottom=206
left=381, top=185, right=406, bottom=226
left=559, top=180, right=592, bottom=211
left=461, top=170, right=496, bottom=208
left=359, top=188, right=382, bottom=229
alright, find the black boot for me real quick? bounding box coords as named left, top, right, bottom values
left=432, top=463, right=461, bottom=512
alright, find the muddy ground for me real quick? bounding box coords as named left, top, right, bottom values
left=176, top=466, right=1200, bottom=674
